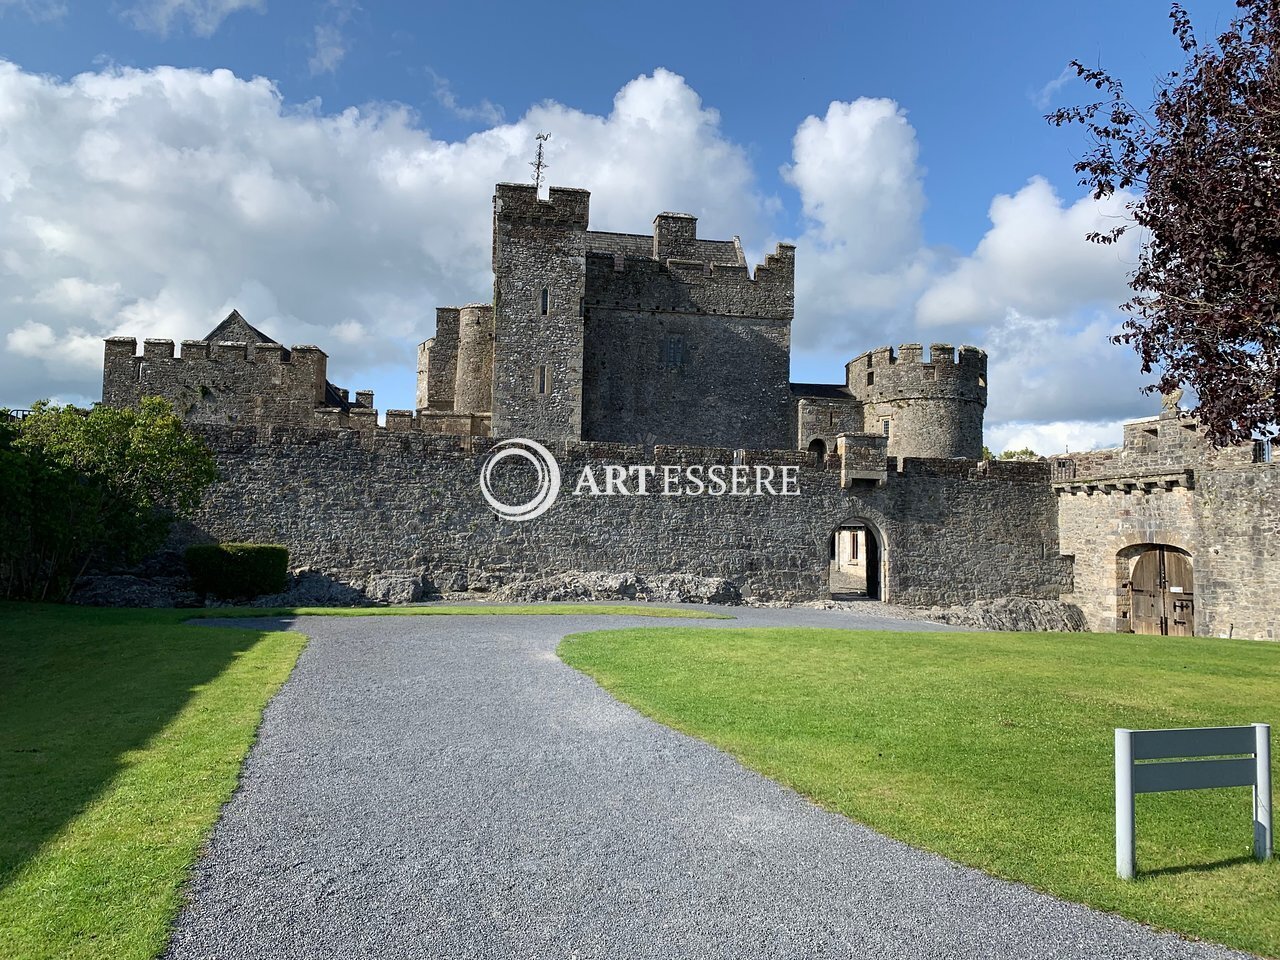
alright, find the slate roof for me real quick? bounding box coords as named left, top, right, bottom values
left=789, top=382, right=854, bottom=400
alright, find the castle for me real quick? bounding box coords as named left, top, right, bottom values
left=99, top=183, right=1280, bottom=640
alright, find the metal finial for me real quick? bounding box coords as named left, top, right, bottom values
left=530, top=132, right=551, bottom=190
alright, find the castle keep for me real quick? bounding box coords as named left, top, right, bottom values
left=99, top=183, right=1279, bottom=639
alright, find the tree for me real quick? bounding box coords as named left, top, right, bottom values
left=1048, top=0, right=1280, bottom=445
left=998, top=447, right=1040, bottom=461
left=0, top=399, right=219, bottom=600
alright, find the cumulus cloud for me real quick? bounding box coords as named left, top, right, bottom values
left=782, top=98, right=934, bottom=351
left=916, top=177, right=1139, bottom=328
left=121, top=0, right=265, bottom=37
left=0, top=62, right=761, bottom=409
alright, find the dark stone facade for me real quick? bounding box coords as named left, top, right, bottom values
left=182, top=425, right=1069, bottom=607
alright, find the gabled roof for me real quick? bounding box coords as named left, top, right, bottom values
left=203, top=309, right=277, bottom=345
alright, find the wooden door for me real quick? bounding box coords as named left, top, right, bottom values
left=1163, top=549, right=1195, bottom=636
left=1128, top=547, right=1194, bottom=636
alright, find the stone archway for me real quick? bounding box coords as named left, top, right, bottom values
left=828, top=518, right=885, bottom=601
left=807, top=437, right=827, bottom=467
left=1118, top=544, right=1195, bottom=636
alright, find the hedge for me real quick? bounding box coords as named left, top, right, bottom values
left=185, top=543, right=289, bottom=599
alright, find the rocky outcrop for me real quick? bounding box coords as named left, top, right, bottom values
left=915, top=596, right=1087, bottom=632
left=488, top=571, right=741, bottom=606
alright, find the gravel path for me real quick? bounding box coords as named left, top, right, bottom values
left=166, top=605, right=1250, bottom=960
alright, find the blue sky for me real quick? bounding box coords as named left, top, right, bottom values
left=0, top=0, right=1230, bottom=451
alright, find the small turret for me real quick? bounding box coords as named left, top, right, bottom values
left=845, top=343, right=987, bottom=459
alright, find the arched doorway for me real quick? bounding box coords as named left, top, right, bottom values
left=1120, top=544, right=1194, bottom=636
left=828, top=519, right=884, bottom=600
left=808, top=437, right=827, bottom=467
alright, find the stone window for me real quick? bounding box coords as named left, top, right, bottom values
left=665, top=334, right=685, bottom=367
left=540, top=287, right=549, bottom=316
left=535, top=365, right=549, bottom=395
left=866, top=371, right=875, bottom=386
left=881, top=418, right=890, bottom=437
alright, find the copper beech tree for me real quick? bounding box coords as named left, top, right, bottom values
left=1049, top=0, right=1280, bottom=445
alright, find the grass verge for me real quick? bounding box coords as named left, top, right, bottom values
left=0, top=603, right=307, bottom=960
left=188, top=603, right=732, bottom=620
left=559, top=626, right=1280, bottom=957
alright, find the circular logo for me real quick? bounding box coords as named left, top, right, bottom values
left=479, top=438, right=562, bottom=522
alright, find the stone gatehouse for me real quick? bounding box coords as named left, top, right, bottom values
left=99, top=183, right=1279, bottom=638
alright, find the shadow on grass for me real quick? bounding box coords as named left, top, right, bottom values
left=0, top=603, right=271, bottom=892
left=1140, top=854, right=1259, bottom=879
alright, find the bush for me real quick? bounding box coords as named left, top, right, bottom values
left=1, top=400, right=219, bottom=601
left=185, top=543, right=289, bottom=600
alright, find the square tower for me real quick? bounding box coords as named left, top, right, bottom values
left=489, top=183, right=590, bottom=441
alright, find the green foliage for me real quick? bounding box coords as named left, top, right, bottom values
left=0, top=400, right=218, bottom=601
left=560, top=626, right=1280, bottom=957
left=1048, top=1, right=1280, bottom=445
left=185, top=543, right=289, bottom=600
left=998, top=446, right=1040, bottom=460
left=980, top=445, right=995, bottom=460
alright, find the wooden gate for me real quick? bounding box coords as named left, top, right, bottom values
left=1129, top=547, right=1194, bottom=636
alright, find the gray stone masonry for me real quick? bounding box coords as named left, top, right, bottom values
left=181, top=424, right=1069, bottom=607
left=1055, top=405, right=1279, bottom=639
left=845, top=343, right=987, bottom=460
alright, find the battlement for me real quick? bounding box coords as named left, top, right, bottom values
left=845, top=342, right=987, bottom=403
left=583, top=241, right=794, bottom=320
left=493, top=182, right=590, bottom=229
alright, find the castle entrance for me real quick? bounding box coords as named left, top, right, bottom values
left=828, top=520, right=883, bottom=601
left=1123, top=545, right=1194, bottom=636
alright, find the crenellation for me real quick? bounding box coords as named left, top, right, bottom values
left=144, top=338, right=175, bottom=360
left=94, top=179, right=1277, bottom=638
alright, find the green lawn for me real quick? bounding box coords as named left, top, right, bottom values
left=559, top=627, right=1280, bottom=958
left=0, top=600, right=725, bottom=959
left=0, top=604, right=307, bottom=960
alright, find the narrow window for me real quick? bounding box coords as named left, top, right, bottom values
left=665, top=334, right=684, bottom=367
left=882, top=419, right=890, bottom=437
left=866, top=371, right=875, bottom=386
left=540, top=287, right=549, bottom=316
left=536, top=365, right=549, bottom=395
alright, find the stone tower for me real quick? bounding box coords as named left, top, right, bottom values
left=844, top=343, right=987, bottom=459
left=488, top=183, right=590, bottom=441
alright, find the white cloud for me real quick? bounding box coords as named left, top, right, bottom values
left=427, top=68, right=504, bottom=126
left=781, top=98, right=934, bottom=351
left=986, top=419, right=1129, bottom=457
left=121, top=0, right=264, bottom=37
left=308, top=23, right=347, bottom=76
left=915, top=177, right=1138, bottom=328
left=0, top=0, right=66, bottom=21
left=0, top=61, right=761, bottom=409
left=1032, top=65, right=1074, bottom=110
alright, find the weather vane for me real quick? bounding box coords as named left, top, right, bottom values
left=530, top=132, right=551, bottom=190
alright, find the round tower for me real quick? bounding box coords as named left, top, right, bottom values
left=845, top=343, right=987, bottom=459
left=453, top=303, right=494, bottom=415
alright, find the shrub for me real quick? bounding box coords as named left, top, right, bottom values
left=185, top=543, right=289, bottom=600
left=1, top=399, right=219, bottom=601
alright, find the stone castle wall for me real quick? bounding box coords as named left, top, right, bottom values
left=580, top=246, right=795, bottom=449
left=1054, top=410, right=1278, bottom=640
left=489, top=184, right=589, bottom=441
left=184, top=425, right=1069, bottom=606
left=103, top=336, right=331, bottom=428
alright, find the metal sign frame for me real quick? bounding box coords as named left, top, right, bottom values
left=1115, top=723, right=1272, bottom=879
